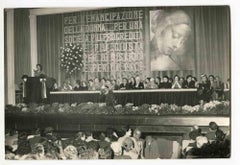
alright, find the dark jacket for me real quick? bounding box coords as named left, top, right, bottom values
left=182, top=80, right=196, bottom=88
left=159, top=82, right=172, bottom=89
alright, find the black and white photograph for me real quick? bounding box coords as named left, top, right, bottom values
left=1, top=0, right=240, bottom=164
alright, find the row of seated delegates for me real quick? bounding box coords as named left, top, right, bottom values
left=53, top=74, right=228, bottom=92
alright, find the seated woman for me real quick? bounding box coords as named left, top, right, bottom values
left=93, top=78, right=101, bottom=90
left=88, top=79, right=95, bottom=91
left=213, top=76, right=224, bottom=100
left=192, top=77, right=198, bottom=88
left=119, top=78, right=130, bottom=90
left=111, top=79, right=119, bottom=90
left=73, top=80, right=81, bottom=91
left=209, top=75, right=216, bottom=99
left=128, top=77, right=136, bottom=89
left=61, top=80, right=73, bottom=91
left=100, top=78, right=107, bottom=89
left=197, top=74, right=211, bottom=104
left=171, top=75, right=182, bottom=89
left=134, top=76, right=144, bottom=89
left=159, top=76, right=172, bottom=88
left=79, top=81, right=88, bottom=91
left=182, top=75, right=195, bottom=88
left=144, top=77, right=151, bottom=89
left=225, top=78, right=230, bottom=89
left=179, top=77, right=185, bottom=87
left=155, top=77, right=161, bottom=88
left=149, top=78, right=158, bottom=89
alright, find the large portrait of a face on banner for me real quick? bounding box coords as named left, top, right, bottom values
left=150, top=10, right=194, bottom=71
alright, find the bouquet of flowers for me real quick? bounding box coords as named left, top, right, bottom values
left=60, top=43, right=84, bottom=74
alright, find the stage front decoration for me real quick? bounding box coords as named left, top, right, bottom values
left=60, top=43, right=84, bottom=74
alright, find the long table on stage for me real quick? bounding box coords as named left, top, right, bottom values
left=49, top=89, right=230, bottom=106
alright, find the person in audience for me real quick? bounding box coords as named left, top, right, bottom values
left=111, top=141, right=128, bottom=159
left=117, top=126, right=132, bottom=145
left=131, top=128, right=144, bottom=159
left=197, top=74, right=211, bottom=104
left=63, top=145, right=78, bottom=159
left=159, top=76, right=172, bottom=88
left=119, top=78, right=130, bottom=90
left=85, top=131, right=98, bottom=142
left=171, top=75, right=182, bottom=89
left=15, top=132, right=31, bottom=156
left=105, top=127, right=118, bottom=142
left=97, top=132, right=111, bottom=149
left=88, top=79, right=95, bottom=90
left=111, top=79, right=119, bottom=90
left=94, top=78, right=101, bottom=90
left=134, top=76, right=144, bottom=89
left=73, top=80, right=81, bottom=91
left=155, top=77, right=161, bottom=88
left=34, top=64, right=46, bottom=77
left=5, top=129, right=18, bottom=156
left=182, top=75, right=195, bottom=88
left=98, top=145, right=113, bottom=159
left=169, top=77, right=173, bottom=84
left=144, top=136, right=160, bottom=159
left=31, top=143, right=46, bottom=160
left=183, top=125, right=208, bottom=157
left=144, top=77, right=151, bottom=89
left=206, top=122, right=225, bottom=142
left=129, top=77, right=136, bottom=89
left=122, top=137, right=138, bottom=159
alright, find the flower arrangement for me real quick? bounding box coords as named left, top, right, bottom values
left=6, top=101, right=230, bottom=116
left=60, top=43, right=84, bottom=74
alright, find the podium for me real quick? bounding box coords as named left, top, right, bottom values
left=24, top=77, right=43, bottom=103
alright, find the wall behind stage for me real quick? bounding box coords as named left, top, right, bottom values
left=36, top=6, right=230, bottom=84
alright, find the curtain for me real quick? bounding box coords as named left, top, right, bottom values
left=194, top=6, right=230, bottom=82
left=14, top=9, right=31, bottom=84
left=37, top=14, right=64, bottom=85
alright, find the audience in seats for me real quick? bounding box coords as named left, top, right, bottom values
left=5, top=119, right=229, bottom=160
